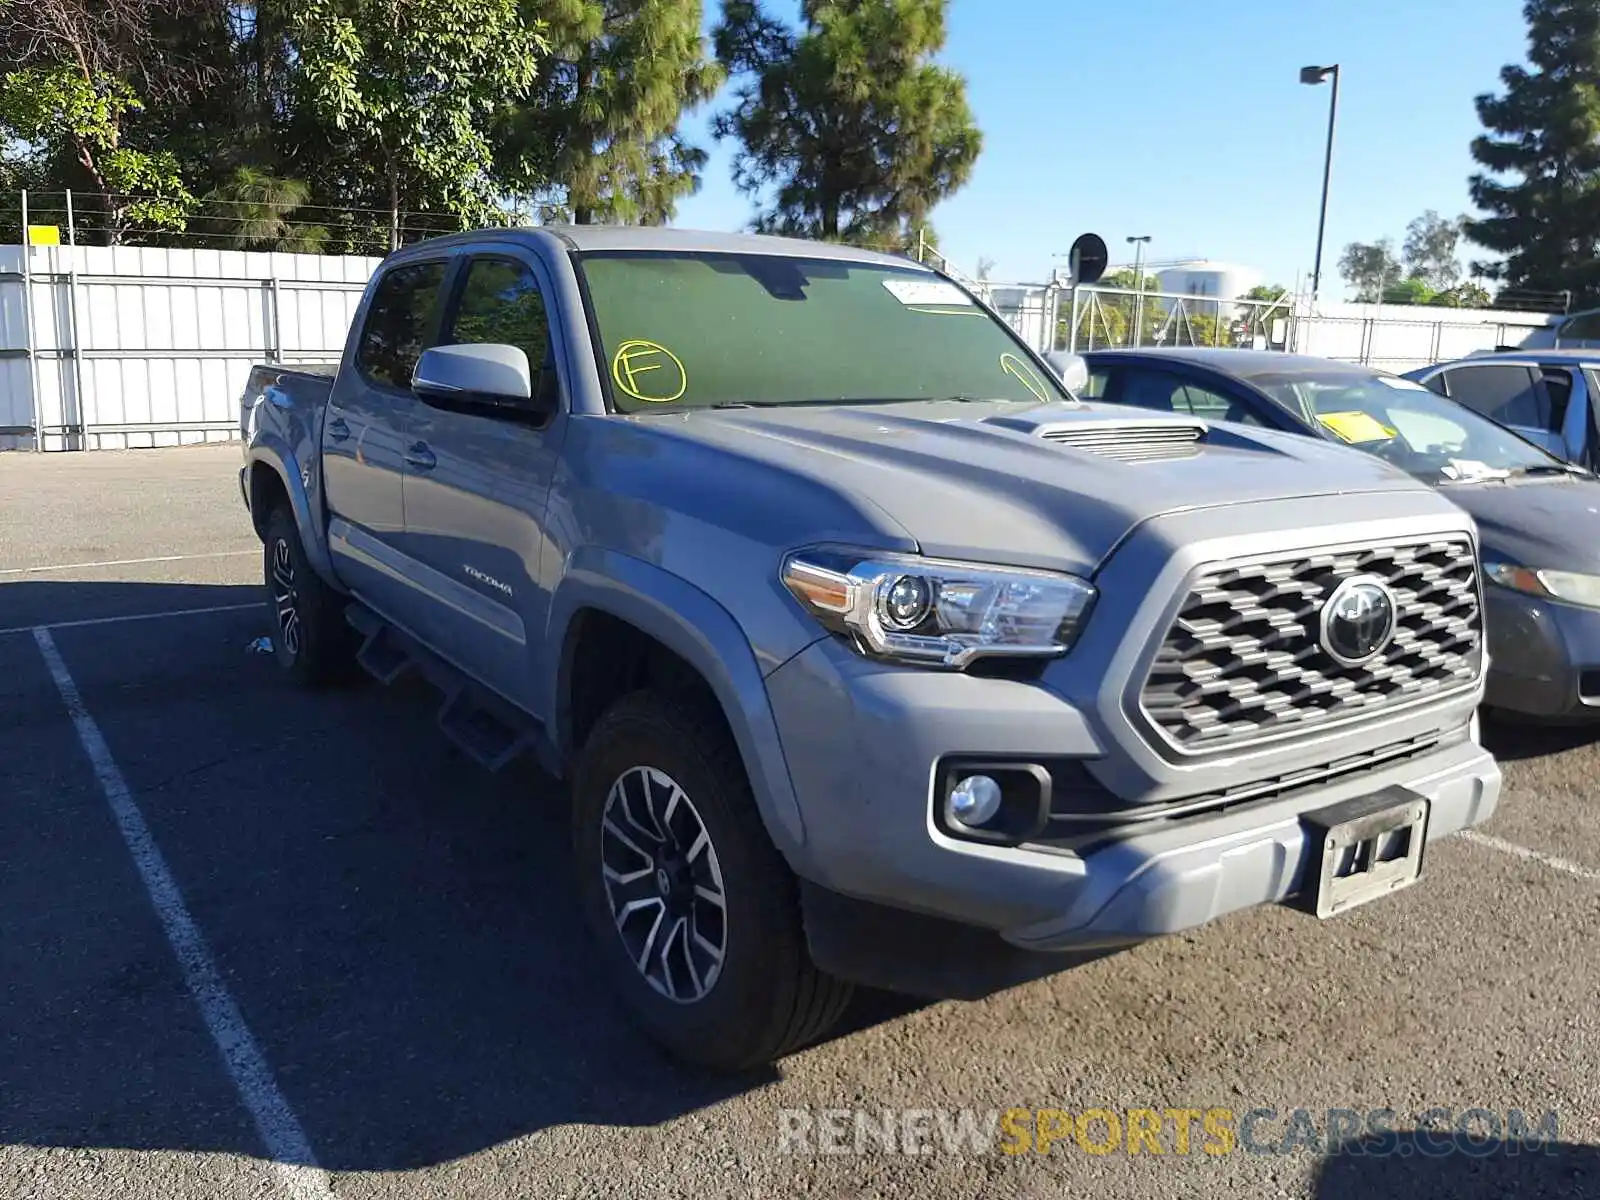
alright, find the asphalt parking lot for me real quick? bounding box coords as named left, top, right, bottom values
left=4, top=443, right=1600, bottom=1200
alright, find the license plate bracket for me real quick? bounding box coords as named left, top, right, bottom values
left=1298, top=786, right=1430, bottom=919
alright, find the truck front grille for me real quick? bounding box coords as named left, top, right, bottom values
left=1140, top=537, right=1481, bottom=752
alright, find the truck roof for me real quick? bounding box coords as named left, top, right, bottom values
left=408, top=225, right=935, bottom=269
left=393, top=224, right=934, bottom=267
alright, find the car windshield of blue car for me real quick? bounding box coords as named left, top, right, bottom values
left=1248, top=368, right=1563, bottom=484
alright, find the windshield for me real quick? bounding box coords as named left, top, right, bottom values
left=575, top=251, right=1069, bottom=413
left=1248, top=368, right=1565, bottom=484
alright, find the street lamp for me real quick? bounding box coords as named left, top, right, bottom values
left=1300, top=64, right=1340, bottom=301
left=1126, top=235, right=1152, bottom=346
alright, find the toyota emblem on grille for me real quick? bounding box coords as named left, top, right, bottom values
left=1319, top=574, right=1397, bottom=666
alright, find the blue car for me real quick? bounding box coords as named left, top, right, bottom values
left=1082, top=348, right=1600, bottom=722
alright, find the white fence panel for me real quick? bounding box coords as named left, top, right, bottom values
left=0, top=244, right=380, bottom=450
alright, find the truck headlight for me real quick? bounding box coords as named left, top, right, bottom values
left=781, top=548, right=1096, bottom=668
left=1484, top=562, right=1600, bottom=610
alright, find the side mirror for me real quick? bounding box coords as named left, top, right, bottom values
left=1043, top=350, right=1090, bottom=395
left=412, top=344, right=533, bottom=409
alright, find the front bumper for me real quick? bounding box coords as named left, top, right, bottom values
left=1484, top=585, right=1600, bottom=719
left=766, top=636, right=1500, bottom=950
left=1002, top=736, right=1496, bottom=949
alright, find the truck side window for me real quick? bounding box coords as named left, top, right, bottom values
left=355, top=261, right=447, bottom=389
left=1441, top=365, right=1548, bottom=429
left=445, top=258, right=552, bottom=377
left=1539, top=367, right=1574, bottom=430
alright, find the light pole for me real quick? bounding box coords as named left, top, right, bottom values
left=1300, top=64, right=1340, bottom=301
left=1126, top=235, right=1152, bottom=346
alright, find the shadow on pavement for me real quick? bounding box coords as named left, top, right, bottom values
left=1312, top=1132, right=1599, bottom=1200
left=1480, top=712, right=1600, bottom=762
left=0, top=579, right=938, bottom=1171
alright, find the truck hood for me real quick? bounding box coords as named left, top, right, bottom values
left=623, top=399, right=1429, bottom=575
left=1441, top=475, right=1600, bottom=573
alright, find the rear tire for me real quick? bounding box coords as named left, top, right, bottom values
left=263, top=505, right=354, bottom=688
left=572, top=689, right=853, bottom=1071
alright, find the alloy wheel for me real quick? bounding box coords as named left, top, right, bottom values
left=600, top=765, right=728, bottom=1004
left=271, top=537, right=301, bottom=657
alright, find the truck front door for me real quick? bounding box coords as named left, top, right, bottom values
left=395, top=251, right=567, bottom=712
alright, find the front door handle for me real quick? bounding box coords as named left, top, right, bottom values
left=327, top=416, right=351, bottom=442
left=405, top=441, right=437, bottom=471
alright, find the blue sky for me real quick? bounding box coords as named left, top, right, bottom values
left=673, top=0, right=1530, bottom=294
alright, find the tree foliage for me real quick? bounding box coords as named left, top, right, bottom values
left=0, top=0, right=220, bottom=240
left=1402, top=210, right=1464, bottom=289
left=1338, top=239, right=1405, bottom=301
left=1466, top=0, right=1600, bottom=304
left=712, top=0, right=981, bottom=249
left=0, top=0, right=983, bottom=251
left=502, top=0, right=723, bottom=224
left=283, top=0, right=547, bottom=242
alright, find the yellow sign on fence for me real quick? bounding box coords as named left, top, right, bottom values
left=26, top=224, right=61, bottom=246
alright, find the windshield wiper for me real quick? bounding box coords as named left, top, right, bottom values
left=1510, top=462, right=1589, bottom=478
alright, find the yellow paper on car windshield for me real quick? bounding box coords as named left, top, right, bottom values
left=1317, top=410, right=1396, bottom=444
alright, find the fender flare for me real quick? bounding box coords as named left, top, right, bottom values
left=545, top=548, right=808, bottom=856
left=246, top=436, right=339, bottom=588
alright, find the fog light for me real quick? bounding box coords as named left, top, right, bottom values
left=947, top=774, right=1003, bottom=827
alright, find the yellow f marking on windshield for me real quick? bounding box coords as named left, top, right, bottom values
left=1000, top=353, right=1049, bottom=403
left=612, top=339, right=687, bottom=403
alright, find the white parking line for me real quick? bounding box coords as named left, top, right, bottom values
left=32, top=627, right=332, bottom=1200
left=0, top=550, right=255, bottom=576
left=0, top=603, right=261, bottom=638
left=1460, top=829, right=1600, bottom=883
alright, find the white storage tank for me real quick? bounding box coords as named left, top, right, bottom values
left=1154, top=261, right=1264, bottom=300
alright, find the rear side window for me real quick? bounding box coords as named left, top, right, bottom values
left=1442, top=364, right=1549, bottom=429
left=1540, top=367, right=1574, bottom=429
left=356, top=261, right=448, bottom=389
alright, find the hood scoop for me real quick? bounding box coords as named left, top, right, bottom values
left=1034, top=419, right=1206, bottom=463
left=977, top=405, right=1208, bottom=463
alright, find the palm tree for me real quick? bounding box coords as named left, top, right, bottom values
left=205, top=167, right=330, bottom=252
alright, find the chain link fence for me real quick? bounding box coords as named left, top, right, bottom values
left=1061, top=286, right=1293, bottom=353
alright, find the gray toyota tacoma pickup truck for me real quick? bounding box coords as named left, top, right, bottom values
left=239, top=227, right=1500, bottom=1070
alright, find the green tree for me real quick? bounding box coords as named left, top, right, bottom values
left=201, top=165, right=329, bottom=252
left=1430, top=281, right=1494, bottom=307
left=501, top=0, right=722, bottom=224
left=712, top=0, right=982, bottom=248
left=1466, top=0, right=1600, bottom=304
left=1338, top=239, right=1404, bottom=301
left=0, top=66, right=196, bottom=241
left=0, top=0, right=227, bottom=242
left=1402, top=209, right=1464, bottom=289
left=283, top=0, right=549, bottom=246
left=1379, top=276, right=1437, bottom=305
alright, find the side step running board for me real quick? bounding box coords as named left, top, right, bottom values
left=345, top=603, right=561, bottom=777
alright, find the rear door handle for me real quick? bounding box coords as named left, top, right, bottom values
left=327, top=417, right=351, bottom=442
left=405, top=441, right=437, bottom=471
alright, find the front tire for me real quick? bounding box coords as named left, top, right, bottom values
left=572, top=690, right=852, bottom=1071
left=263, top=505, right=353, bottom=688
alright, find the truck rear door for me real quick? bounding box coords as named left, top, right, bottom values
left=323, top=257, right=449, bottom=617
